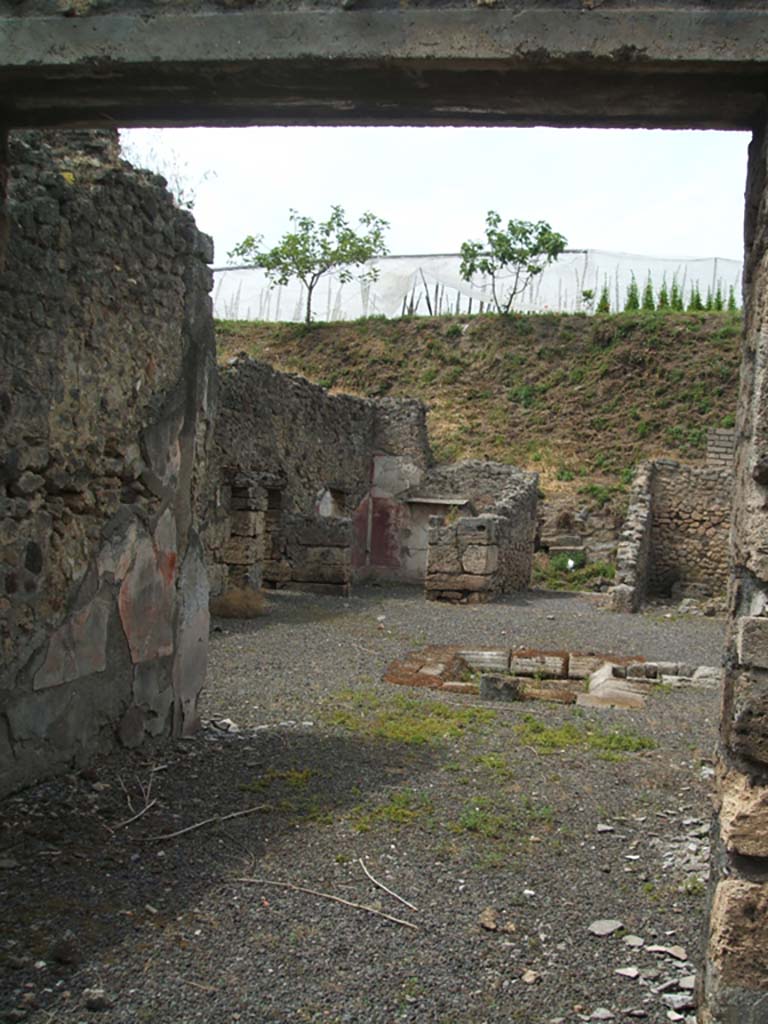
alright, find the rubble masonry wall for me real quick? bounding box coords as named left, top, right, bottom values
left=0, top=130, right=216, bottom=796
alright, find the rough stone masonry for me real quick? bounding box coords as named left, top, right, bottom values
left=0, top=131, right=216, bottom=797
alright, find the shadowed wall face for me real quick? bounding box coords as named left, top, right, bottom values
left=0, top=131, right=216, bottom=796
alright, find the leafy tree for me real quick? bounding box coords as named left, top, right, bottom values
left=624, top=274, right=640, bottom=311
left=713, top=285, right=725, bottom=311
left=727, top=285, right=738, bottom=313
left=596, top=283, right=611, bottom=313
left=657, top=277, right=670, bottom=310
left=459, top=211, right=566, bottom=315
left=641, top=275, right=655, bottom=311
left=670, top=277, right=684, bottom=311
left=229, top=206, right=389, bottom=323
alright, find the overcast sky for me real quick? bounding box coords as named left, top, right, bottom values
left=120, top=126, right=751, bottom=268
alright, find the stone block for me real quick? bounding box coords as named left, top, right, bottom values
left=568, top=654, right=606, bottom=679
left=479, top=674, right=523, bottom=702
left=458, top=649, right=510, bottom=672
left=442, top=681, right=479, bottom=694
left=229, top=511, right=264, bottom=537
left=708, top=879, right=768, bottom=989
left=461, top=544, right=498, bottom=575
left=610, top=583, right=638, bottom=613
left=509, top=652, right=567, bottom=678
left=457, top=517, right=498, bottom=543
left=222, top=535, right=258, bottom=566
left=519, top=681, right=580, bottom=704
left=133, top=661, right=173, bottom=737
left=302, top=545, right=349, bottom=566
left=737, top=616, right=768, bottom=669
left=427, top=543, right=462, bottom=574
left=720, top=770, right=768, bottom=857
left=729, top=672, right=768, bottom=765
left=425, top=572, right=491, bottom=592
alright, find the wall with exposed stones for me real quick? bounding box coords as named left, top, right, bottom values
left=649, top=459, right=733, bottom=598
left=422, top=461, right=538, bottom=602
left=205, top=357, right=431, bottom=597
left=701, top=120, right=768, bottom=1024
left=610, top=451, right=733, bottom=612
left=0, top=130, right=216, bottom=796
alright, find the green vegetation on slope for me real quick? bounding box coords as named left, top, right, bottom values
left=216, top=311, right=741, bottom=497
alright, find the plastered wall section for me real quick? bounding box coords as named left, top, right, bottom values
left=0, top=130, right=216, bottom=796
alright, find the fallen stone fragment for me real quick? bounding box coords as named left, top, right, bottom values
left=590, top=1010, right=615, bottom=1021
left=646, top=944, right=688, bottom=962
left=589, top=918, right=624, bottom=936
left=678, top=975, right=696, bottom=991
left=479, top=907, right=498, bottom=931
left=623, top=934, right=644, bottom=947
left=521, top=969, right=540, bottom=984
left=662, top=992, right=695, bottom=1011
left=83, top=988, right=113, bottom=1012
left=50, top=929, right=80, bottom=965
left=597, top=823, right=615, bottom=833
left=615, top=966, right=640, bottom=979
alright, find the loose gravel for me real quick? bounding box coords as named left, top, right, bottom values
left=1, top=587, right=725, bottom=1024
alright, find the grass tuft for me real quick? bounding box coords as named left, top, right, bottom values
left=515, top=713, right=655, bottom=760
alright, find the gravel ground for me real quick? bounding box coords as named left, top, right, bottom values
left=1, top=586, right=726, bottom=1024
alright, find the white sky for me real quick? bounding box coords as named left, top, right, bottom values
left=120, top=126, right=751, bottom=267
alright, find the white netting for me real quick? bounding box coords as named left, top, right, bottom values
left=213, top=249, right=742, bottom=321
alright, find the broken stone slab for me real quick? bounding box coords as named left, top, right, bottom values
left=691, top=665, right=724, bottom=688
left=442, top=681, right=479, bottom=694
left=588, top=918, right=624, bottom=936
left=577, top=690, right=646, bottom=710
left=719, top=769, right=768, bottom=857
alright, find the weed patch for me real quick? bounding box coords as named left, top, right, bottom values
left=349, top=789, right=434, bottom=832
left=515, top=713, right=656, bottom=759
left=323, top=690, right=496, bottom=745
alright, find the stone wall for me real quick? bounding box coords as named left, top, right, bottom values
left=708, top=427, right=737, bottom=471
left=611, top=464, right=654, bottom=613
left=702, top=120, right=768, bottom=1023
left=0, top=130, right=216, bottom=796
left=423, top=461, right=539, bottom=602
left=649, top=459, right=733, bottom=598
left=611, top=453, right=733, bottom=612
left=205, top=356, right=430, bottom=596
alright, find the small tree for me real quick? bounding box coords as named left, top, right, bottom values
left=727, top=285, right=738, bottom=313
left=596, top=282, right=611, bottom=313
left=624, top=274, right=640, bottom=311
left=641, top=275, right=655, bottom=312
left=459, top=211, right=566, bottom=315
left=229, top=206, right=389, bottom=324
left=670, top=277, right=684, bottom=311
left=657, top=277, right=670, bottom=310
left=687, top=284, right=704, bottom=312
left=713, top=285, right=725, bottom=311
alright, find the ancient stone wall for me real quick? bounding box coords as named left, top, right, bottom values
left=206, top=357, right=430, bottom=596
left=423, top=461, right=538, bottom=602
left=0, top=130, right=216, bottom=796
left=649, top=459, right=733, bottom=598
left=702, top=120, right=768, bottom=1024
left=611, top=464, right=654, bottom=613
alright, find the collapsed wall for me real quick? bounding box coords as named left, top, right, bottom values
left=0, top=131, right=216, bottom=796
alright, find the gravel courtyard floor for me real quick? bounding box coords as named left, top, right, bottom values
left=1, top=586, right=726, bottom=1024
